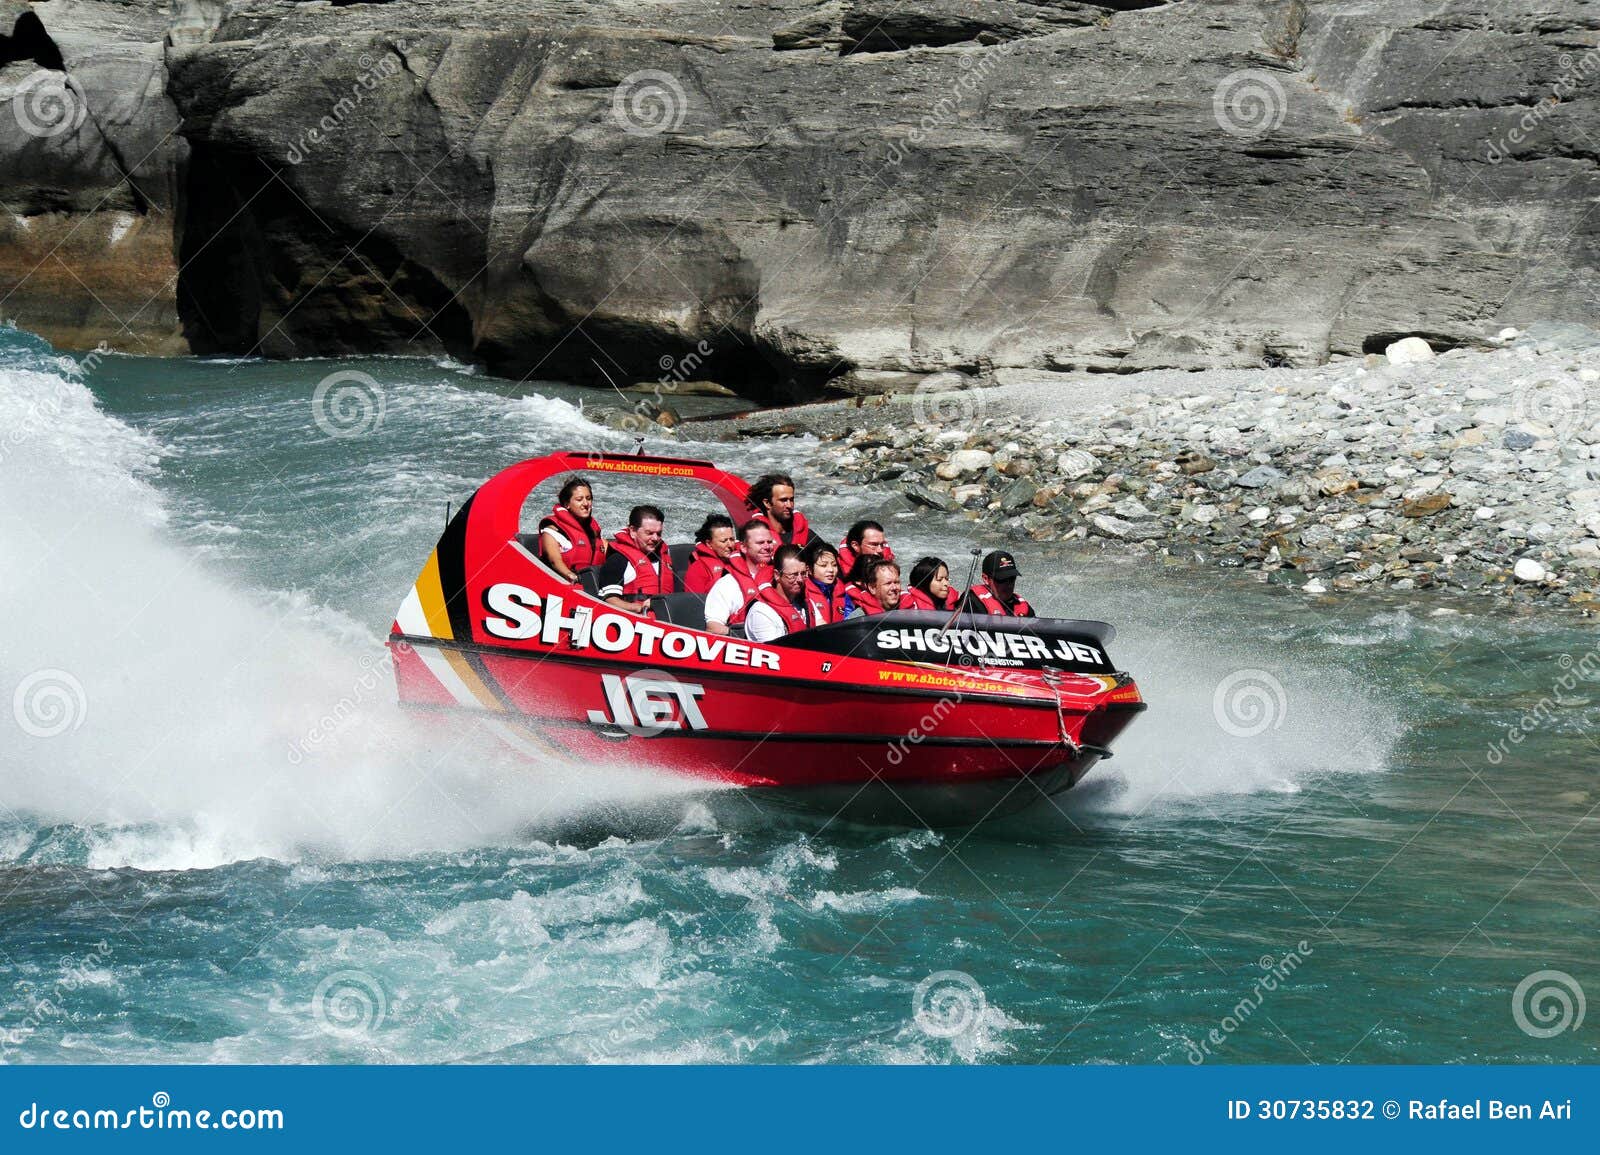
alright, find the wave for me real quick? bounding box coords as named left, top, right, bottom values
left=0, top=328, right=704, bottom=870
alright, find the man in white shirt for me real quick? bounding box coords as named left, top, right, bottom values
left=743, top=546, right=812, bottom=642
left=704, top=521, right=778, bottom=634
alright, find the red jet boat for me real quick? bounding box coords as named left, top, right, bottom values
left=388, top=451, right=1145, bottom=825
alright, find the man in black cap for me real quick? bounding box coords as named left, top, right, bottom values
left=960, top=550, right=1035, bottom=617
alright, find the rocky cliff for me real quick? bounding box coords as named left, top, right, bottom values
left=2, top=1, right=1598, bottom=397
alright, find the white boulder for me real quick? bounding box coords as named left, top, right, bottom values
left=1385, top=336, right=1436, bottom=365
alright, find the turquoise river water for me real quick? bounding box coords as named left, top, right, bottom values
left=0, top=326, right=1595, bottom=1063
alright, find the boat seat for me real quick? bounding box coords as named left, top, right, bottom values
left=668, top=541, right=696, bottom=584
left=577, top=567, right=603, bottom=599
left=650, top=592, right=707, bottom=631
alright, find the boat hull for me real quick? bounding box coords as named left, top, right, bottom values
left=393, top=637, right=1137, bottom=797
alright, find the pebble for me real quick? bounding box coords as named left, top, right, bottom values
left=1236, top=465, right=1285, bottom=489
left=1401, top=493, right=1453, bottom=517
left=1056, top=449, right=1099, bottom=480
left=943, top=449, right=993, bottom=476
left=802, top=331, right=1600, bottom=609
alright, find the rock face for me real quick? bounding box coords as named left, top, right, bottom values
left=0, top=0, right=217, bottom=353
left=3, top=1, right=1600, bottom=393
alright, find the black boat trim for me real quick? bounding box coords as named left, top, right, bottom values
left=389, top=633, right=1108, bottom=712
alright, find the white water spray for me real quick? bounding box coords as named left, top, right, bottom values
left=0, top=346, right=703, bottom=869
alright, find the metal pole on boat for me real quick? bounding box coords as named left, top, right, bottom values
left=939, top=548, right=984, bottom=665
left=445, top=501, right=451, bottom=528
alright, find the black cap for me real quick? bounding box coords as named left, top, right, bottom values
left=983, top=550, right=1020, bottom=581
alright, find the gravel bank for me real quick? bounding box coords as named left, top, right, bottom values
left=691, top=324, right=1600, bottom=609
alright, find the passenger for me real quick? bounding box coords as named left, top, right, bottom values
left=836, top=519, right=894, bottom=577
left=844, top=557, right=902, bottom=618
left=961, top=550, right=1035, bottom=617
left=703, top=519, right=779, bottom=635
left=741, top=545, right=814, bottom=642
left=684, top=513, right=737, bottom=595
left=596, top=504, right=673, bottom=615
left=537, top=475, right=606, bottom=583
left=900, top=556, right=960, bottom=612
left=801, top=540, right=842, bottom=625
left=746, top=472, right=822, bottom=549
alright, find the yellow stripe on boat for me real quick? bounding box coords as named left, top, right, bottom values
left=415, top=551, right=454, bottom=641
left=442, top=649, right=502, bottom=712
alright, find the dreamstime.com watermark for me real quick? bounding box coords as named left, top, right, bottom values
left=913, top=970, right=988, bottom=1039
left=10, top=668, right=87, bottom=739
left=1511, top=376, right=1589, bottom=442
left=583, top=954, right=783, bottom=1061
left=910, top=373, right=989, bottom=435
left=311, top=369, right=386, bottom=439
left=8, top=69, right=87, bottom=139
left=0, top=345, right=109, bottom=467
left=1487, top=45, right=1600, bottom=164
left=311, top=970, right=388, bottom=1037
left=1, top=940, right=113, bottom=1059
left=16, top=1093, right=283, bottom=1132
left=1512, top=969, right=1586, bottom=1039
left=1213, top=69, right=1288, bottom=138
left=1184, top=941, right=1314, bottom=1063
left=0, top=395, right=65, bottom=466
left=286, top=41, right=413, bottom=164
left=1212, top=668, right=1288, bottom=738
left=287, top=645, right=406, bottom=764
left=885, top=685, right=966, bottom=768
left=885, top=41, right=1016, bottom=165
left=611, top=70, right=689, bottom=136
left=1485, top=644, right=1600, bottom=764
left=608, top=340, right=715, bottom=434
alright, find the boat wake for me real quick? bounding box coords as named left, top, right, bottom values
left=0, top=331, right=709, bottom=871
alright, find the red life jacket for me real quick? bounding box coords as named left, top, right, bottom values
left=751, top=508, right=816, bottom=548
left=837, top=540, right=896, bottom=579
left=843, top=583, right=885, bottom=616
left=742, top=584, right=810, bottom=634
left=723, top=553, right=773, bottom=625
left=608, top=531, right=675, bottom=597
left=538, top=505, right=605, bottom=573
left=683, top=543, right=730, bottom=595
left=898, top=586, right=937, bottom=612
left=804, top=578, right=837, bottom=625
left=966, top=580, right=1033, bottom=617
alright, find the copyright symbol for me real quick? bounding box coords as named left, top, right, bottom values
left=1382, top=1100, right=1400, bottom=1119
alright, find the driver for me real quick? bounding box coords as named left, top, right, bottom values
left=961, top=550, right=1034, bottom=617
left=595, top=504, right=673, bottom=615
